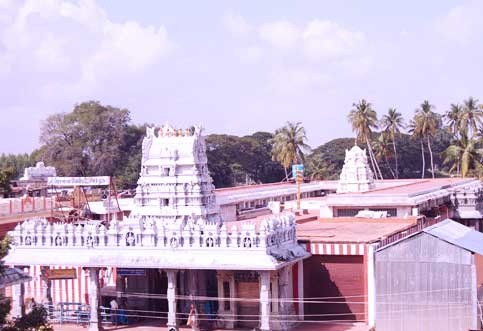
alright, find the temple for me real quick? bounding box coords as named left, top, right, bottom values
left=5, top=124, right=309, bottom=331
left=336, top=144, right=375, bottom=193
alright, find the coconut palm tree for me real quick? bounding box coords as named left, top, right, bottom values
left=381, top=108, right=405, bottom=178
left=348, top=99, right=383, bottom=179
left=415, top=100, right=438, bottom=178
left=444, top=104, right=463, bottom=138
left=373, top=133, right=396, bottom=179
left=306, top=155, right=334, bottom=180
left=444, top=104, right=463, bottom=175
left=271, top=121, right=311, bottom=180
left=461, top=97, right=482, bottom=138
left=408, top=118, right=426, bottom=178
left=443, top=131, right=483, bottom=177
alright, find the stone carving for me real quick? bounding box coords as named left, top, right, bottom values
left=10, top=212, right=297, bottom=251
left=126, top=232, right=135, bottom=246
left=337, top=144, right=376, bottom=193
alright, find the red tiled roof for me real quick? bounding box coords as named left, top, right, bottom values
left=296, top=217, right=419, bottom=243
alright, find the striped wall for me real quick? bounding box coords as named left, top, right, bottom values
left=21, top=266, right=111, bottom=304
left=306, top=242, right=366, bottom=256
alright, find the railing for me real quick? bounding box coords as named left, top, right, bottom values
left=378, top=216, right=441, bottom=249
left=45, top=303, right=113, bottom=325
left=10, top=213, right=298, bottom=251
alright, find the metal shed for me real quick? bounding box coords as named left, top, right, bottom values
left=375, top=219, right=483, bottom=331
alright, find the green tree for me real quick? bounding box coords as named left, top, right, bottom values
left=38, top=101, right=130, bottom=177
left=414, top=100, right=439, bottom=178
left=409, top=118, right=426, bottom=178
left=205, top=132, right=285, bottom=188
left=461, top=97, right=482, bottom=138
left=444, top=104, right=463, bottom=138
left=444, top=131, right=483, bottom=177
left=114, top=124, right=149, bottom=189
left=381, top=108, right=405, bottom=178
left=270, top=122, right=310, bottom=180
left=0, top=154, right=33, bottom=180
left=348, top=99, right=383, bottom=179
left=306, top=138, right=355, bottom=180
left=373, top=133, right=396, bottom=179
left=0, top=167, right=15, bottom=198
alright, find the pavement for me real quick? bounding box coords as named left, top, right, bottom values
left=52, top=320, right=373, bottom=331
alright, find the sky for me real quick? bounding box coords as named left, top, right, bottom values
left=1, top=0, right=483, bottom=153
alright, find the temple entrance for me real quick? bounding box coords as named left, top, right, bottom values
left=236, top=272, right=260, bottom=329
left=118, top=268, right=168, bottom=322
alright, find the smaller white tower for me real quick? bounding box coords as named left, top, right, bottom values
left=337, top=144, right=376, bottom=193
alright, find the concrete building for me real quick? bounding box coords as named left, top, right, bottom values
left=375, top=219, right=483, bottom=331
left=3, top=133, right=483, bottom=331
left=5, top=125, right=309, bottom=331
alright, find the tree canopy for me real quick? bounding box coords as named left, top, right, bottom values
left=38, top=101, right=131, bottom=177
left=206, top=132, right=285, bottom=188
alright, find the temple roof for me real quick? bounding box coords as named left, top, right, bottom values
left=0, top=266, right=31, bottom=288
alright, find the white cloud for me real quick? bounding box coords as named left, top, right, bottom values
left=259, top=20, right=300, bottom=49
left=302, top=20, right=364, bottom=61
left=222, top=14, right=370, bottom=92
left=223, top=13, right=252, bottom=36
left=435, top=1, right=483, bottom=44
left=224, top=14, right=366, bottom=63
left=0, top=0, right=174, bottom=97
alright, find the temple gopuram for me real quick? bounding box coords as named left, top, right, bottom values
left=5, top=124, right=309, bottom=331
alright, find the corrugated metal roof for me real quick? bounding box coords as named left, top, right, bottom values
left=423, top=219, right=483, bottom=254
left=0, top=266, right=31, bottom=288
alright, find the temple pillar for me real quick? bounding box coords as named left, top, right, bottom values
left=166, top=270, right=178, bottom=331
left=11, top=282, right=25, bottom=318
left=259, top=271, right=271, bottom=331
left=216, top=271, right=235, bottom=328
left=297, top=261, right=304, bottom=320
left=40, top=266, right=52, bottom=305
left=88, top=267, right=102, bottom=331
left=40, top=266, right=53, bottom=318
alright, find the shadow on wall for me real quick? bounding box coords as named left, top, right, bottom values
left=303, top=255, right=366, bottom=322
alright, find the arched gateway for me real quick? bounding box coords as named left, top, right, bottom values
left=5, top=124, right=309, bottom=331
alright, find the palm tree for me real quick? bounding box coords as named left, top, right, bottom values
left=373, top=133, right=396, bottom=179
left=444, top=104, right=463, bottom=138
left=347, top=99, right=383, bottom=179
left=415, top=100, right=438, bottom=178
left=409, top=118, right=426, bottom=178
left=444, top=103, right=463, bottom=175
left=306, top=155, right=334, bottom=180
left=271, top=121, right=311, bottom=180
left=381, top=108, right=405, bottom=178
left=461, top=97, right=482, bottom=138
left=443, top=131, right=483, bottom=177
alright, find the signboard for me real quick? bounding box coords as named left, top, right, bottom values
left=47, top=176, right=110, bottom=187
left=46, top=268, right=77, bottom=280
left=292, top=164, right=304, bottom=179
left=117, top=268, right=146, bottom=277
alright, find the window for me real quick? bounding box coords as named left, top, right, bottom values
left=336, top=208, right=363, bottom=217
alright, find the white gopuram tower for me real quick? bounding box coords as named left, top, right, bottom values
left=337, top=144, right=376, bottom=193
left=130, top=123, right=221, bottom=227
